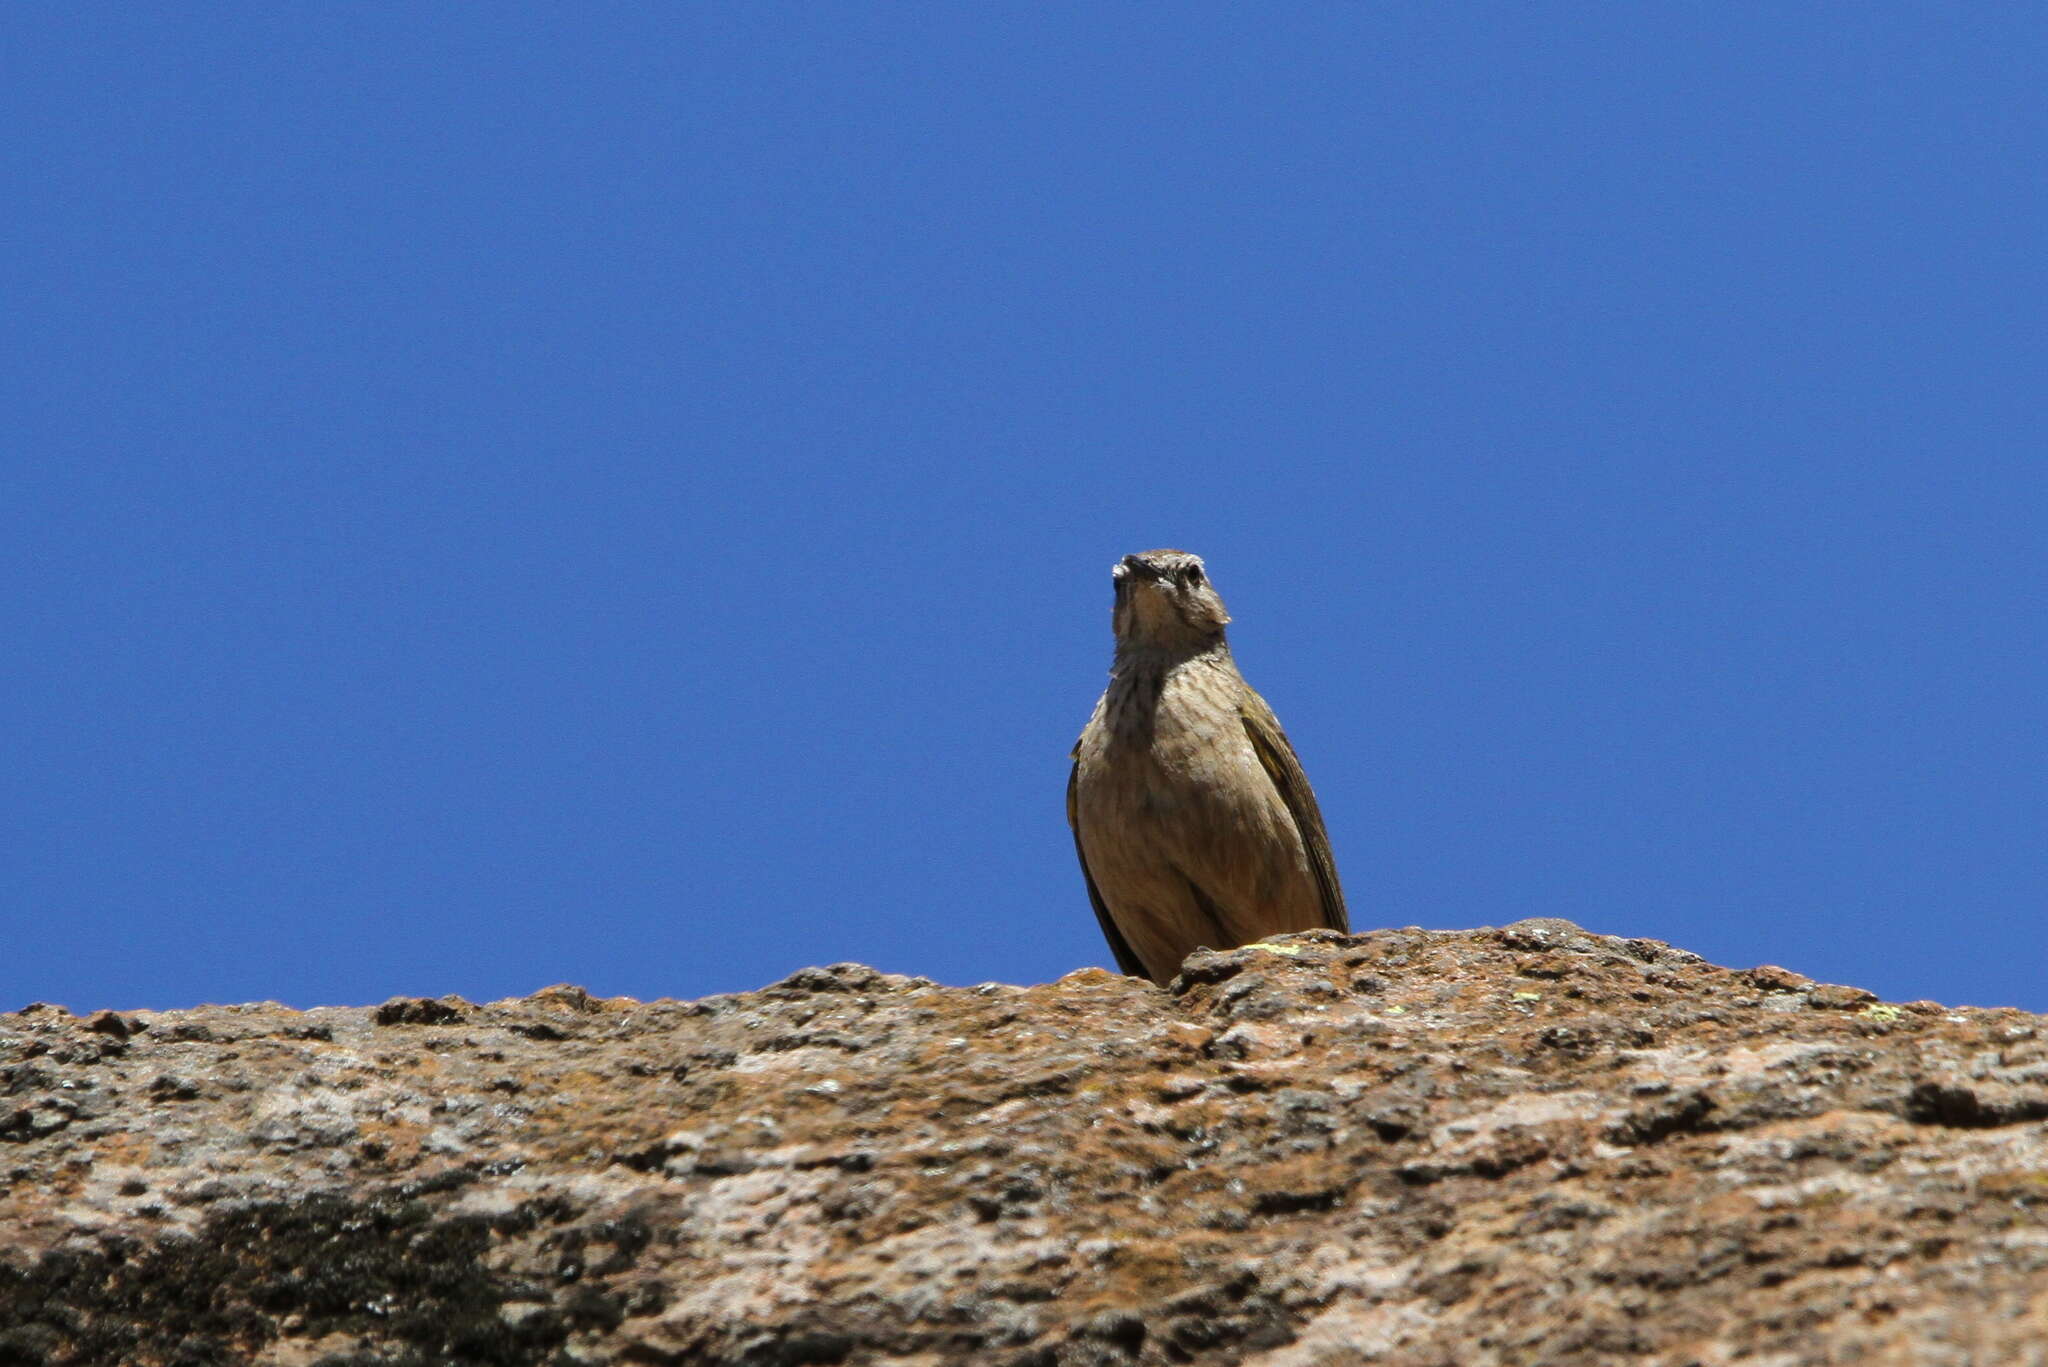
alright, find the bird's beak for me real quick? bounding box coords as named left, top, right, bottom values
left=1117, top=555, right=1159, bottom=582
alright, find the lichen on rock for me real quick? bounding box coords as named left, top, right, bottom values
left=3, top=923, right=2045, bottom=1365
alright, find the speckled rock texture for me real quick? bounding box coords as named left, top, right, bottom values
left=5, top=921, right=2048, bottom=1366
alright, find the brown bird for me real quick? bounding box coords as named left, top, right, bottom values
left=1067, top=549, right=1349, bottom=984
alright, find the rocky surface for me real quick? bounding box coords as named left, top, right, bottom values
left=5, top=921, right=2048, bottom=1365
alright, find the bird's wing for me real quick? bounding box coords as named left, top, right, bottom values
left=1067, top=755, right=1148, bottom=977
left=1239, top=689, right=1351, bottom=934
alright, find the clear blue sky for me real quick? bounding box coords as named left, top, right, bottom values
left=6, top=8, right=2044, bottom=1013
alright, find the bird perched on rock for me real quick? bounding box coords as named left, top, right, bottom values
left=1067, top=549, right=1349, bottom=984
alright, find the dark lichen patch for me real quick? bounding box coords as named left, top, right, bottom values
left=372, top=997, right=469, bottom=1027
left=1606, top=1090, right=1718, bottom=1146
left=0, top=1187, right=612, bottom=1367
left=1903, top=1081, right=2048, bottom=1129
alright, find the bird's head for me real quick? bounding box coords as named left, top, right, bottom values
left=1111, top=548, right=1230, bottom=650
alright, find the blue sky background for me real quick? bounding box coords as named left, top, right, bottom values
left=6, top=7, right=2045, bottom=1013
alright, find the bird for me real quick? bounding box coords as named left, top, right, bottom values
left=1067, top=549, right=1349, bottom=985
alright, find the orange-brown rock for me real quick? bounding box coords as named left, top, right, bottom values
left=3, top=921, right=2046, bottom=1365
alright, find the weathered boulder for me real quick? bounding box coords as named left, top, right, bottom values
left=3, top=921, right=2045, bottom=1365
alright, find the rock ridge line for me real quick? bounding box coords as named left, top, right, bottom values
left=3, top=921, right=2044, bottom=1365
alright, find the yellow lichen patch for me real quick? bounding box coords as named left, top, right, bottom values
left=1078, top=1235, right=1197, bottom=1305
left=90, top=1132, right=156, bottom=1168
left=1976, top=1171, right=2048, bottom=1203
left=353, top=1117, right=429, bottom=1165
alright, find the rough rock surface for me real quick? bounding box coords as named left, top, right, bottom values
left=5, top=922, right=2048, bottom=1366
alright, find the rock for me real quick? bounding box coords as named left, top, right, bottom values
left=372, top=995, right=471, bottom=1026
left=1808, top=982, right=1882, bottom=1010
left=1, top=929, right=2045, bottom=1363
left=1743, top=963, right=1813, bottom=993
left=82, top=1010, right=138, bottom=1039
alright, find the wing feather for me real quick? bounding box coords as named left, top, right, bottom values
left=1238, top=690, right=1350, bottom=934
left=1068, top=756, right=1148, bottom=976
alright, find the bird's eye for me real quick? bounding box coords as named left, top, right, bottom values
left=1185, top=565, right=1204, bottom=586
